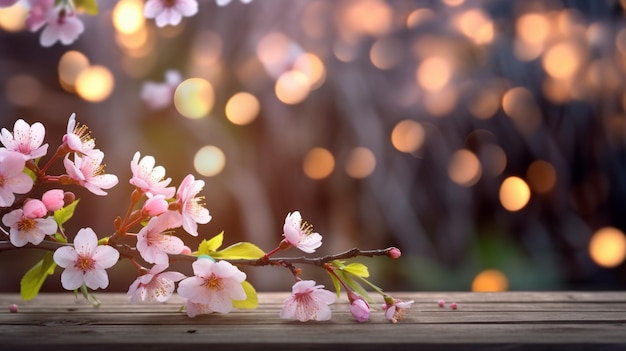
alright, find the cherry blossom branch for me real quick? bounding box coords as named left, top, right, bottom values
left=0, top=239, right=397, bottom=268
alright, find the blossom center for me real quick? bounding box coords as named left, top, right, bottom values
left=0, top=175, right=5, bottom=187
left=300, top=220, right=314, bottom=236
left=17, top=218, right=36, bottom=232
left=73, top=123, right=94, bottom=146
left=75, top=255, right=95, bottom=272
left=164, top=0, right=176, bottom=7
left=203, top=273, right=223, bottom=290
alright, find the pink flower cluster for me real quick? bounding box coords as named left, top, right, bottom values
left=0, top=115, right=410, bottom=324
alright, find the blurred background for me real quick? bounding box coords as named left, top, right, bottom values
left=1, top=0, right=626, bottom=293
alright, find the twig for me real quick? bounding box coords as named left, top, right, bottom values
left=0, top=240, right=394, bottom=268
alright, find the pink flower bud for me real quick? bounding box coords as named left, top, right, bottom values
left=437, top=299, right=445, bottom=308
left=23, top=199, right=47, bottom=218
left=450, top=302, right=458, bottom=310
left=348, top=291, right=370, bottom=323
left=42, top=189, right=65, bottom=211
left=387, top=247, right=401, bottom=259
left=142, top=195, right=169, bottom=216
left=181, top=246, right=192, bottom=255
left=9, top=304, right=18, bottom=313
left=349, top=297, right=370, bottom=323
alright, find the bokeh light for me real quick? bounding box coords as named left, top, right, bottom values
left=516, top=13, right=551, bottom=45
left=58, top=51, right=90, bottom=92
left=303, top=147, right=335, bottom=180
left=527, top=160, right=557, bottom=194
left=294, top=53, right=326, bottom=90
left=345, top=147, right=376, bottom=179
left=589, top=227, right=626, bottom=268
left=499, top=176, right=531, bottom=212
left=448, top=149, right=482, bottom=187
left=471, top=269, right=509, bottom=292
left=0, top=2, right=27, bottom=32
left=194, top=145, right=226, bottom=177
left=417, top=56, right=452, bottom=91
left=370, top=37, right=402, bottom=70
left=112, top=0, right=145, bottom=35
left=391, top=120, right=425, bottom=153
left=174, top=78, right=215, bottom=119
left=542, top=42, right=581, bottom=79
left=469, top=89, right=501, bottom=120
left=225, top=92, right=260, bottom=126
left=75, top=65, right=115, bottom=102
left=275, top=70, right=310, bottom=105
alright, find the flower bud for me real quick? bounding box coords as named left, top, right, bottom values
left=42, top=189, right=65, bottom=211
left=450, top=302, right=458, bottom=310
left=9, top=304, right=18, bottom=313
left=387, top=247, right=401, bottom=259
left=348, top=291, right=370, bottom=323
left=143, top=195, right=169, bottom=216
left=23, top=199, right=47, bottom=219
left=349, top=298, right=370, bottom=323
left=437, top=299, right=445, bottom=308
left=181, top=246, right=192, bottom=255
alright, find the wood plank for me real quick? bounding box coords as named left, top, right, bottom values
left=1, top=292, right=625, bottom=351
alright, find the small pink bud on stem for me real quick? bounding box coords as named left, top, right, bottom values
left=387, top=247, right=401, bottom=259
left=9, top=304, right=18, bottom=313
left=437, top=300, right=445, bottom=308
left=450, top=302, right=458, bottom=310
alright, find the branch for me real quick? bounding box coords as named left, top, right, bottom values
left=0, top=240, right=396, bottom=268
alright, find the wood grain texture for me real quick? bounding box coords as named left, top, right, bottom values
left=1, top=292, right=625, bottom=351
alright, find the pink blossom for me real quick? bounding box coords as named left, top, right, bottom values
left=0, top=0, right=19, bottom=7
left=2, top=208, right=57, bottom=247
left=0, top=119, right=48, bottom=160
left=282, top=211, right=322, bottom=253
left=177, top=259, right=247, bottom=314
left=36, top=5, right=84, bottom=47
left=42, top=189, right=64, bottom=211
left=382, top=299, right=414, bottom=324
left=140, top=70, right=182, bottom=110
left=53, top=228, right=119, bottom=290
left=144, top=0, right=198, bottom=27
left=280, top=280, right=336, bottom=322
left=142, top=194, right=169, bottom=217
left=130, top=152, right=175, bottom=198
left=175, top=174, right=211, bottom=236
left=136, top=211, right=184, bottom=264
left=0, top=151, right=34, bottom=207
left=184, top=300, right=213, bottom=318
left=348, top=292, right=370, bottom=323
left=22, top=199, right=47, bottom=218
left=63, top=151, right=119, bottom=196
left=63, top=113, right=100, bottom=158
left=127, top=264, right=185, bottom=303
left=26, top=0, right=53, bottom=32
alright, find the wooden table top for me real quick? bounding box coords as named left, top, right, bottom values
left=1, top=291, right=625, bottom=350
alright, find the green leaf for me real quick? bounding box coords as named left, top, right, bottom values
left=197, top=231, right=224, bottom=255
left=327, top=271, right=342, bottom=298
left=74, top=0, right=98, bottom=15
left=344, top=263, right=370, bottom=278
left=80, top=284, right=100, bottom=307
left=212, top=242, right=265, bottom=260
left=20, top=252, right=57, bottom=300
left=232, top=281, right=258, bottom=309
left=336, top=270, right=374, bottom=304
left=54, top=199, right=80, bottom=228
